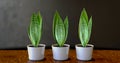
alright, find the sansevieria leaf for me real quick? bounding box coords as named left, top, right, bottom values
left=81, top=8, right=88, bottom=24
left=55, top=20, right=65, bottom=47
left=79, top=8, right=92, bottom=47
left=53, top=11, right=58, bottom=40
left=62, top=16, right=68, bottom=46
left=87, top=16, right=92, bottom=43
left=28, top=12, right=42, bottom=47
left=79, top=16, right=89, bottom=47
left=53, top=11, right=69, bottom=47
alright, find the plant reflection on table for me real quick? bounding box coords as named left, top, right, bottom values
left=27, top=60, right=94, bottom=63
left=54, top=60, right=70, bottom=63
left=27, top=60, right=45, bottom=63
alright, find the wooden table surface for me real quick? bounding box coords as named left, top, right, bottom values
left=0, top=49, right=120, bottom=63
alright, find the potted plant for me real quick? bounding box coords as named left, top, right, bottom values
left=27, top=12, right=45, bottom=61
left=75, top=8, right=93, bottom=61
left=52, top=11, right=70, bottom=60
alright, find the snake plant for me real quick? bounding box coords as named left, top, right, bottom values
left=79, top=8, right=92, bottom=47
left=28, top=12, right=42, bottom=47
left=53, top=11, right=69, bottom=47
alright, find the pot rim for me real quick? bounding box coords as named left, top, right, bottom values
left=27, top=44, right=45, bottom=48
left=75, top=44, right=94, bottom=48
left=52, top=44, right=70, bottom=48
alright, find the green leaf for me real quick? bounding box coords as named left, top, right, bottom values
left=55, top=14, right=65, bottom=46
left=81, top=8, right=88, bottom=24
left=28, top=12, right=42, bottom=47
left=87, top=16, right=92, bottom=43
left=53, top=11, right=58, bottom=40
left=55, top=24, right=65, bottom=47
left=78, top=8, right=92, bottom=47
left=29, top=13, right=37, bottom=46
left=36, top=12, right=42, bottom=46
left=62, top=16, right=68, bottom=46
left=79, top=16, right=89, bottom=47
left=53, top=11, right=69, bottom=47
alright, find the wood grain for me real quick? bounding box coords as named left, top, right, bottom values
left=0, top=49, right=120, bottom=63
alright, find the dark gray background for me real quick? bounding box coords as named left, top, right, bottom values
left=0, top=0, right=120, bottom=49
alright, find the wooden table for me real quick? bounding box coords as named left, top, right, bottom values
left=0, top=49, right=120, bottom=63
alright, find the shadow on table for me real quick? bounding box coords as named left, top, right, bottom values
left=53, top=58, right=71, bottom=63
left=77, top=58, right=95, bottom=63
left=27, top=58, right=46, bottom=63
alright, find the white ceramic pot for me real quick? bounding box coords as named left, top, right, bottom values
left=27, top=44, right=45, bottom=61
left=52, top=44, right=70, bottom=60
left=75, top=44, right=94, bottom=61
